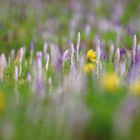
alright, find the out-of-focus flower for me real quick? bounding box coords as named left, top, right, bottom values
left=33, top=75, right=46, bottom=97
left=130, top=80, right=140, bottom=95
left=26, top=72, right=32, bottom=82
left=43, top=42, right=48, bottom=57
left=14, top=65, right=18, bottom=81
left=134, top=53, right=140, bottom=65
left=14, top=47, right=24, bottom=75
left=115, top=48, right=120, bottom=73
left=109, top=44, right=114, bottom=61
left=50, top=44, right=62, bottom=71
left=63, top=50, right=70, bottom=66
left=45, top=53, right=50, bottom=71
left=0, top=53, right=7, bottom=79
left=0, top=91, right=6, bottom=112
left=120, top=48, right=126, bottom=56
left=30, top=42, right=34, bottom=52
left=71, top=43, right=75, bottom=70
left=116, top=48, right=120, bottom=62
left=83, top=63, right=96, bottom=73
left=120, top=60, right=126, bottom=77
left=137, top=44, right=140, bottom=53
left=76, top=32, right=81, bottom=61
left=29, top=42, right=34, bottom=64
left=86, top=49, right=96, bottom=62
left=17, top=47, right=24, bottom=64
left=36, top=51, right=42, bottom=75
left=96, top=39, right=101, bottom=61
left=132, top=35, right=137, bottom=63
left=85, top=24, right=91, bottom=36
left=133, top=34, right=137, bottom=52
left=101, top=73, right=120, bottom=92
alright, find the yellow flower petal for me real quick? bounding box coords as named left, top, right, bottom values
left=87, top=50, right=96, bottom=61
left=83, top=63, right=96, bottom=74
left=101, top=73, right=119, bottom=92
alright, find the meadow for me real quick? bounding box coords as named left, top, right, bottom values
left=0, top=0, right=140, bottom=140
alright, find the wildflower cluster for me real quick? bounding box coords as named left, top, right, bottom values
left=0, top=29, right=140, bottom=140
left=84, top=50, right=97, bottom=73
left=0, top=1, right=140, bottom=139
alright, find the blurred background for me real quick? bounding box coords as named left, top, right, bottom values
left=1, top=1, right=140, bottom=140
left=0, top=0, right=140, bottom=54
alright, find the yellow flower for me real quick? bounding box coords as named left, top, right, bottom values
left=130, top=80, right=140, bottom=95
left=101, top=73, right=119, bottom=92
left=83, top=63, right=96, bottom=73
left=0, top=92, right=6, bottom=112
left=87, top=50, right=96, bottom=61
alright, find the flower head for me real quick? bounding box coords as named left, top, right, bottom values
left=63, top=50, right=70, bottom=64
left=87, top=49, right=96, bottom=62
left=101, top=73, right=120, bottom=92
left=120, top=48, right=126, bottom=56
left=83, top=63, right=96, bottom=73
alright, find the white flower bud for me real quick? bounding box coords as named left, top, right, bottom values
left=14, top=65, right=18, bottom=81
left=76, top=32, right=80, bottom=61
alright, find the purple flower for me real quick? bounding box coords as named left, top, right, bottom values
left=120, top=48, right=126, bottom=56
left=127, top=62, right=140, bottom=83
left=36, top=51, right=42, bottom=74
left=134, top=53, right=140, bottom=65
left=130, top=48, right=133, bottom=53
left=56, top=58, right=62, bottom=71
left=102, top=51, right=107, bottom=60
left=26, top=72, right=32, bottom=82
left=63, top=50, right=71, bottom=65
left=127, top=26, right=134, bottom=35
left=54, top=47, right=63, bottom=71
left=137, top=44, right=140, bottom=53
left=96, top=39, right=101, bottom=61
left=36, top=51, right=42, bottom=59
left=30, top=42, right=34, bottom=52
left=33, top=75, right=46, bottom=97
